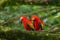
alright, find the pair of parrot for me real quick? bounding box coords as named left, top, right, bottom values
left=20, top=15, right=44, bottom=31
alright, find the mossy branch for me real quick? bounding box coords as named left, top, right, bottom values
left=0, top=30, right=60, bottom=40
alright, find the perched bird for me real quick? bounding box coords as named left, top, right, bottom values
left=30, top=15, right=44, bottom=31
left=20, top=16, right=34, bottom=31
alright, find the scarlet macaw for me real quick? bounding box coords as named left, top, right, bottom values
left=20, top=16, right=34, bottom=31
left=30, top=15, right=44, bottom=31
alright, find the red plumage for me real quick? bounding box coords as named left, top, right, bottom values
left=20, top=16, right=34, bottom=31
left=30, top=15, right=44, bottom=31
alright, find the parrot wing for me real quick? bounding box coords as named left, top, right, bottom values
left=26, top=22, right=34, bottom=31
left=38, top=23, right=43, bottom=30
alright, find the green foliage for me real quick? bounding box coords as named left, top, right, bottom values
left=0, top=0, right=60, bottom=40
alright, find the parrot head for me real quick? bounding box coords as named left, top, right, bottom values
left=19, top=16, right=35, bottom=31
left=20, top=16, right=27, bottom=23
left=31, top=15, right=44, bottom=28
left=31, top=15, right=43, bottom=23
left=31, top=15, right=39, bottom=22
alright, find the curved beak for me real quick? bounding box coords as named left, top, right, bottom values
left=20, top=18, right=22, bottom=23
left=32, top=18, right=35, bottom=23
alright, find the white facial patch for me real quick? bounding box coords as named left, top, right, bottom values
left=20, top=17, right=23, bottom=21
left=32, top=18, right=35, bottom=21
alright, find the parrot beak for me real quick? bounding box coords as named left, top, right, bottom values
left=32, top=18, right=35, bottom=23
left=19, top=19, right=22, bottom=23
left=20, top=17, right=23, bottom=23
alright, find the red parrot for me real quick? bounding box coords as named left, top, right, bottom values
left=20, top=16, right=34, bottom=31
left=30, top=15, right=44, bottom=31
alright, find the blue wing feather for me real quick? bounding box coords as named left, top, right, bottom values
left=38, top=23, right=43, bottom=30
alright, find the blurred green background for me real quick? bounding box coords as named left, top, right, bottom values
left=0, top=0, right=60, bottom=40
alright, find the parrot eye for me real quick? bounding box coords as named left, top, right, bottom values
left=20, top=17, right=24, bottom=21
left=32, top=18, right=35, bottom=21
left=20, top=17, right=23, bottom=20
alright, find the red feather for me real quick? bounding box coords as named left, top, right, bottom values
left=31, top=15, right=44, bottom=31
left=20, top=16, right=34, bottom=31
